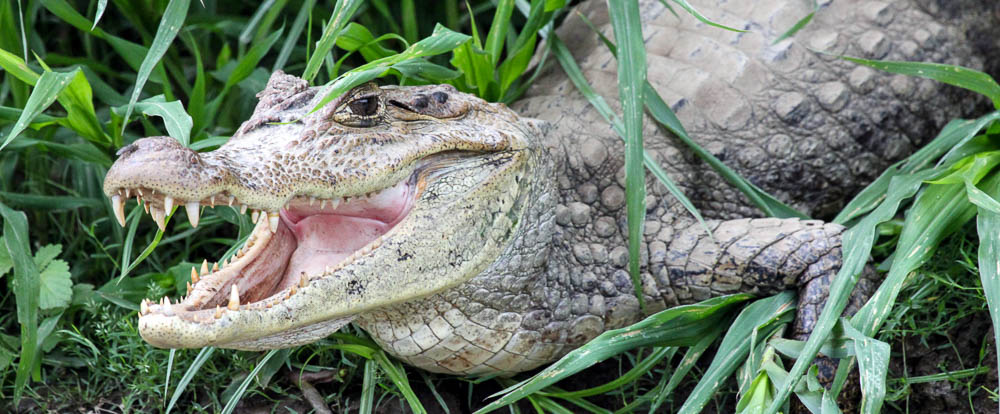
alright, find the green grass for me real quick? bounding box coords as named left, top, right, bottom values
left=3, top=0, right=1000, bottom=413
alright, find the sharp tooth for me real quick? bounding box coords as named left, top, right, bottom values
left=140, top=299, right=149, bottom=315
left=201, top=259, right=209, bottom=275
left=190, top=267, right=199, bottom=283
left=214, top=305, right=223, bottom=319
left=251, top=210, right=260, bottom=223
left=268, top=212, right=279, bottom=233
left=186, top=281, right=193, bottom=294
left=151, top=207, right=166, bottom=231
left=240, top=204, right=248, bottom=214
left=330, top=198, right=340, bottom=209
left=309, top=197, right=316, bottom=206
left=299, top=276, right=308, bottom=288
left=144, top=201, right=150, bottom=214
left=325, top=265, right=332, bottom=273
left=228, top=196, right=234, bottom=206
left=151, top=189, right=156, bottom=196
left=186, top=202, right=201, bottom=228
left=164, top=196, right=174, bottom=212
left=125, top=188, right=131, bottom=198
left=209, top=195, right=215, bottom=206
left=222, top=257, right=229, bottom=268
left=320, top=199, right=326, bottom=209
left=112, top=195, right=126, bottom=227
left=137, top=188, right=144, bottom=197
left=228, top=285, right=240, bottom=310
left=289, top=285, right=297, bottom=296
left=212, top=262, right=219, bottom=272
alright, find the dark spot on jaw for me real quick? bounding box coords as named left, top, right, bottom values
left=398, top=252, right=413, bottom=261
left=432, top=91, right=448, bottom=104
left=347, top=280, right=365, bottom=295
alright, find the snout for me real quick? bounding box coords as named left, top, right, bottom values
left=103, top=137, right=232, bottom=201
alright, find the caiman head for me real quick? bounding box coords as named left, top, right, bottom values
left=104, top=71, right=542, bottom=350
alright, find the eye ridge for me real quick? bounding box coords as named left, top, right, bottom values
left=348, top=96, right=379, bottom=117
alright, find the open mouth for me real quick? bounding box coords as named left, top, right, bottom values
left=112, top=176, right=418, bottom=321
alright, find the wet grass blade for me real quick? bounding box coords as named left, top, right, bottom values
left=301, top=0, right=364, bottom=83
left=165, top=347, right=215, bottom=414
left=677, top=292, right=795, bottom=414
left=1, top=69, right=77, bottom=152
left=834, top=114, right=1000, bottom=224
left=475, top=294, right=752, bottom=413
left=540, top=346, right=672, bottom=399
left=0, top=202, right=39, bottom=404
left=840, top=319, right=889, bottom=414
left=221, top=349, right=279, bottom=414
left=840, top=57, right=1000, bottom=109
left=607, top=0, right=648, bottom=311
left=120, top=0, right=190, bottom=135
left=763, top=168, right=942, bottom=414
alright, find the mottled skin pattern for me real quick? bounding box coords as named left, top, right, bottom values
left=102, top=0, right=999, bottom=376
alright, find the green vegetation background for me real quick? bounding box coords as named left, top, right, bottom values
left=2, top=0, right=1000, bottom=413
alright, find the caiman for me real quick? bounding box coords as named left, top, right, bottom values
left=103, top=0, right=998, bottom=376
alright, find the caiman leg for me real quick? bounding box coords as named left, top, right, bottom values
left=358, top=212, right=876, bottom=376
left=658, top=218, right=876, bottom=341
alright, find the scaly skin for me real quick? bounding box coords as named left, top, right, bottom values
left=103, top=0, right=997, bottom=375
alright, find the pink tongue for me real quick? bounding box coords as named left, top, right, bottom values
left=283, top=214, right=392, bottom=283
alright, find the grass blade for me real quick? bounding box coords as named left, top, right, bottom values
left=121, top=95, right=193, bottom=147
left=0, top=69, right=76, bottom=152
left=0, top=201, right=39, bottom=404
left=840, top=57, right=1000, bottom=109
left=484, top=0, right=514, bottom=66
left=670, top=0, right=745, bottom=32
left=373, top=351, right=426, bottom=414
left=360, top=358, right=376, bottom=413
left=607, top=0, right=648, bottom=311
left=273, top=0, right=317, bottom=71
left=834, top=114, right=1000, bottom=224
left=840, top=319, right=889, bottom=414
left=311, top=24, right=470, bottom=112
left=221, top=349, right=279, bottom=414
left=120, top=0, right=190, bottom=135
left=301, top=0, right=364, bottom=83
left=677, top=292, right=795, bottom=414
left=573, top=11, right=804, bottom=219
left=166, top=347, right=215, bottom=414
left=772, top=0, right=816, bottom=44
left=476, top=294, right=751, bottom=413
left=977, top=207, right=1000, bottom=408
left=763, top=168, right=941, bottom=414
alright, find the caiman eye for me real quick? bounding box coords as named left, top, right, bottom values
left=349, top=96, right=378, bottom=116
